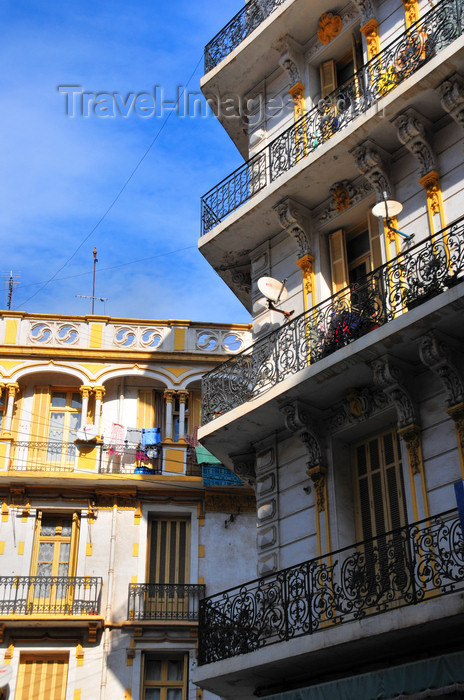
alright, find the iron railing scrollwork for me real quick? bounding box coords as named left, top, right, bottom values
left=204, top=0, right=287, bottom=72
left=201, top=217, right=464, bottom=423
left=127, top=582, right=205, bottom=621
left=10, top=441, right=78, bottom=472
left=198, top=510, right=464, bottom=665
left=0, top=576, right=102, bottom=615
left=201, top=0, right=464, bottom=235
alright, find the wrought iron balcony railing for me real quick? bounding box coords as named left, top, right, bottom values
left=201, top=217, right=464, bottom=423
left=128, top=583, right=205, bottom=621
left=201, top=0, right=463, bottom=235
left=198, top=510, right=464, bottom=665
left=0, top=576, right=102, bottom=615
left=204, top=0, right=287, bottom=72
left=7, top=441, right=202, bottom=476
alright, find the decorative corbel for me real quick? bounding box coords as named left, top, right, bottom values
left=418, top=332, right=464, bottom=407
left=436, top=74, right=464, bottom=131
left=371, top=356, right=417, bottom=428
left=280, top=401, right=324, bottom=470
left=306, top=465, right=328, bottom=513
left=230, top=451, right=256, bottom=488
left=351, top=143, right=392, bottom=200
left=274, top=197, right=313, bottom=257
left=393, top=109, right=436, bottom=177
left=352, top=0, right=377, bottom=25
left=276, top=35, right=304, bottom=87
left=419, top=331, right=464, bottom=477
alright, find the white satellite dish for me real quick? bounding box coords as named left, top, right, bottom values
left=0, top=664, right=13, bottom=688
left=257, top=276, right=289, bottom=303
left=372, top=199, right=403, bottom=218
left=76, top=424, right=98, bottom=441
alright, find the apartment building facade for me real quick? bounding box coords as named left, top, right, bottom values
left=0, top=311, right=256, bottom=700
left=194, top=1, right=464, bottom=698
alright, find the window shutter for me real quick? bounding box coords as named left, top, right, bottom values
left=320, top=59, right=337, bottom=97
left=137, top=389, right=155, bottom=429
left=329, top=229, right=349, bottom=293
left=368, top=212, right=384, bottom=270
left=32, top=386, right=51, bottom=441
left=15, top=655, right=69, bottom=700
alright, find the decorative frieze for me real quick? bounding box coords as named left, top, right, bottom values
left=316, top=177, right=373, bottom=226
left=329, top=386, right=391, bottom=432
left=317, top=13, right=343, bottom=44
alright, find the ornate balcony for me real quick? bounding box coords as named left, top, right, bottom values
left=128, top=583, right=205, bottom=621
left=201, top=217, right=464, bottom=423
left=0, top=576, right=102, bottom=615
left=204, top=0, right=287, bottom=72
left=7, top=441, right=202, bottom=477
left=198, top=510, right=464, bottom=665
left=201, top=0, right=463, bottom=235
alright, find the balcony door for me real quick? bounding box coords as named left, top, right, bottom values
left=352, top=429, right=409, bottom=605
left=147, top=518, right=190, bottom=619
left=29, top=513, right=79, bottom=614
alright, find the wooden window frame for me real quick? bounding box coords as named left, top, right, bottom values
left=15, top=652, right=69, bottom=700
left=141, top=654, right=188, bottom=700
left=146, top=517, right=191, bottom=585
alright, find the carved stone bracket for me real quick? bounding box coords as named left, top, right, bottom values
left=306, top=465, right=327, bottom=512
left=276, top=35, right=304, bottom=85
left=371, top=356, right=417, bottom=428
left=352, top=0, right=377, bottom=25
left=398, top=424, right=423, bottom=476
left=274, top=197, right=313, bottom=257
left=280, top=401, right=324, bottom=469
left=418, top=332, right=464, bottom=407
left=393, top=109, right=436, bottom=177
left=230, top=451, right=256, bottom=488
left=436, top=74, right=464, bottom=130
left=351, top=143, right=392, bottom=200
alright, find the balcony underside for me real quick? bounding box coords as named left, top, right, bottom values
left=198, top=280, right=464, bottom=462
left=199, top=37, right=464, bottom=311
left=202, top=0, right=347, bottom=157
left=194, top=596, right=464, bottom=700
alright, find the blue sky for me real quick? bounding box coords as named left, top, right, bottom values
left=0, top=0, right=250, bottom=324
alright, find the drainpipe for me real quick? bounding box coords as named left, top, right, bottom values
left=100, top=503, right=117, bottom=700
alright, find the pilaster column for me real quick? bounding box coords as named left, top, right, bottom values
left=164, top=390, right=175, bottom=442
left=360, top=18, right=380, bottom=61
left=79, top=386, right=92, bottom=429
left=177, top=390, right=189, bottom=441
left=418, top=332, right=464, bottom=478
left=280, top=401, right=331, bottom=556
left=296, top=254, right=315, bottom=312
left=3, top=383, right=19, bottom=436
left=93, top=386, right=105, bottom=436
left=402, top=0, right=419, bottom=28
left=393, top=109, right=444, bottom=234
left=372, top=356, right=428, bottom=520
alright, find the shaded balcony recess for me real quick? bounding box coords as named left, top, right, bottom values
left=0, top=576, right=102, bottom=616
left=127, top=583, right=205, bottom=622
left=8, top=441, right=202, bottom=477
left=201, top=0, right=463, bottom=235
left=204, top=0, right=287, bottom=72
left=201, top=216, right=464, bottom=424
left=198, top=510, right=464, bottom=665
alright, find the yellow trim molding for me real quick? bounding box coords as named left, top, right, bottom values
left=361, top=19, right=380, bottom=61
left=418, top=170, right=445, bottom=235
left=402, top=0, right=419, bottom=27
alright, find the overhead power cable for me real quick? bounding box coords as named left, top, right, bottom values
left=15, top=53, right=204, bottom=310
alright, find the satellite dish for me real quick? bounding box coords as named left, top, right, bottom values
left=372, top=199, right=403, bottom=218
left=257, top=276, right=289, bottom=304
left=76, top=424, right=98, bottom=441
left=0, top=664, right=13, bottom=688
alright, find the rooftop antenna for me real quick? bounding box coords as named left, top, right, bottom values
left=3, top=271, right=20, bottom=310
left=75, top=248, right=108, bottom=313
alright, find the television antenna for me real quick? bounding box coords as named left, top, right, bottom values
left=75, top=248, right=108, bottom=313
left=257, top=276, right=294, bottom=319
left=3, top=271, right=20, bottom=310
